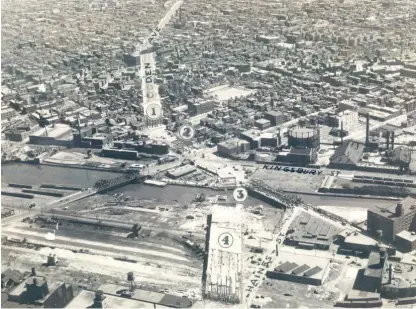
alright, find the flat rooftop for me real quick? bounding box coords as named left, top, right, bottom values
left=382, top=261, right=416, bottom=288
left=205, top=205, right=243, bottom=302
left=271, top=251, right=330, bottom=281
left=66, top=290, right=167, bottom=309
left=97, top=284, right=192, bottom=308
left=369, top=196, right=416, bottom=220
left=288, top=212, right=340, bottom=248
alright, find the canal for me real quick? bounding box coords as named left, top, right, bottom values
left=2, top=163, right=395, bottom=209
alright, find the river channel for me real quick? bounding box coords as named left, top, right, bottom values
left=2, top=163, right=395, bottom=209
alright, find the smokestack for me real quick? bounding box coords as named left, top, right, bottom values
left=340, top=121, right=344, bottom=143
left=386, top=131, right=390, bottom=150
left=365, top=113, right=370, bottom=146
left=388, top=263, right=393, bottom=284
left=391, top=132, right=395, bottom=150
left=396, top=202, right=403, bottom=217
left=31, top=267, right=36, bottom=276
left=379, top=248, right=387, bottom=268
left=33, top=278, right=38, bottom=285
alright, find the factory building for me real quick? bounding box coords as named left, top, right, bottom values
left=240, top=129, right=261, bottom=149
left=82, top=133, right=113, bottom=148
left=266, top=252, right=330, bottom=286
left=277, top=147, right=317, bottom=166
left=357, top=249, right=389, bottom=293
left=329, top=140, right=364, bottom=169
left=288, top=127, right=320, bottom=149
left=166, top=164, right=196, bottom=179
left=259, top=132, right=280, bottom=148
left=264, top=110, right=288, bottom=126
left=2, top=268, right=74, bottom=308
left=353, top=249, right=416, bottom=299
left=4, top=122, right=39, bottom=142
left=187, top=99, right=216, bottom=116
left=327, top=109, right=359, bottom=135
left=285, top=212, right=339, bottom=250
left=217, top=138, right=250, bottom=157
left=367, top=196, right=416, bottom=243
left=102, top=148, right=139, bottom=160
left=29, top=124, right=74, bottom=147
left=254, top=118, right=271, bottom=130
left=395, top=231, right=416, bottom=253
left=66, top=284, right=191, bottom=308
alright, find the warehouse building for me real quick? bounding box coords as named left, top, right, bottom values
left=29, top=124, right=74, bottom=147
left=187, top=99, right=216, bottom=116
left=166, top=165, right=196, bottom=179
left=217, top=138, right=250, bottom=157
left=285, top=212, right=340, bottom=250
left=3, top=268, right=74, bottom=308
left=266, top=252, right=330, bottom=286
left=395, top=230, right=416, bottom=253
left=264, top=110, right=287, bottom=126
left=329, top=140, right=364, bottom=169
left=367, top=196, right=416, bottom=243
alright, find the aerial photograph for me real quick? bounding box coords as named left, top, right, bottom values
left=1, top=0, right=416, bottom=308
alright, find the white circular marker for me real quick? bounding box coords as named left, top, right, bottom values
left=146, top=104, right=162, bottom=120
left=233, top=187, right=248, bottom=202
left=218, top=232, right=234, bottom=248
left=178, top=125, right=195, bottom=140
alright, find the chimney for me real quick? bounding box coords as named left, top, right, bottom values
left=33, top=278, right=38, bottom=285
left=379, top=248, right=387, bottom=268
left=391, top=132, right=395, bottom=150
left=365, top=113, right=370, bottom=146
left=31, top=267, right=36, bottom=276
left=388, top=263, right=393, bottom=284
left=396, top=202, right=403, bottom=217
left=386, top=131, right=390, bottom=150
left=340, top=121, right=344, bottom=143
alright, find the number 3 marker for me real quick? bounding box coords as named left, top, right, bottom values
left=233, top=187, right=248, bottom=202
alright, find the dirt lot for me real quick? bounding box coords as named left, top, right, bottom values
left=252, top=168, right=325, bottom=193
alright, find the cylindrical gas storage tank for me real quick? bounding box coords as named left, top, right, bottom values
left=288, top=127, right=320, bottom=149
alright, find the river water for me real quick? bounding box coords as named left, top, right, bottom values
left=1, top=163, right=395, bottom=208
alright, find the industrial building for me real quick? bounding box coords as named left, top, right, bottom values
left=367, top=196, right=416, bottom=243
left=264, top=110, right=288, bottom=126
left=217, top=138, right=250, bottom=157
left=354, top=248, right=416, bottom=299
left=29, top=124, right=74, bottom=147
left=240, top=129, right=261, bottom=149
left=259, top=132, right=281, bottom=148
left=395, top=230, right=416, bottom=253
left=329, top=140, right=364, bottom=169
left=266, top=252, right=330, bottom=286
left=277, top=146, right=318, bottom=166
left=287, top=127, right=320, bottom=149
left=2, top=268, right=74, bottom=308
left=166, top=164, right=196, bottom=178
left=285, top=212, right=340, bottom=250
left=254, top=118, right=271, bottom=130
left=187, top=99, right=216, bottom=116
left=203, top=205, right=243, bottom=304
left=327, top=109, right=359, bottom=134
left=102, top=148, right=139, bottom=160
left=337, top=229, right=379, bottom=257
left=4, top=121, right=39, bottom=142
left=66, top=284, right=192, bottom=308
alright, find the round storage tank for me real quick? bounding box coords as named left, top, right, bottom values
left=288, top=127, right=320, bottom=149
